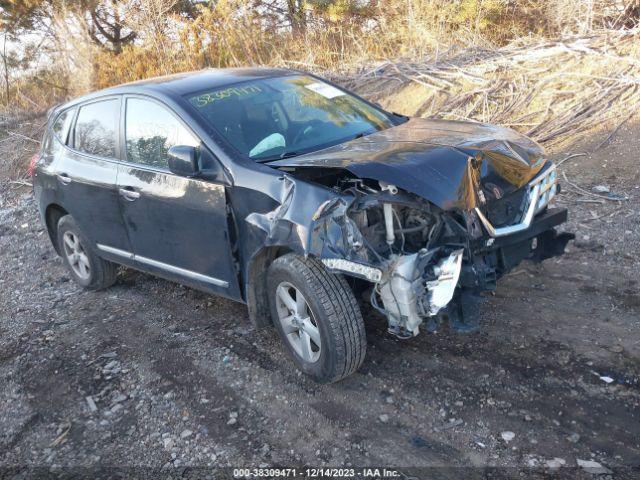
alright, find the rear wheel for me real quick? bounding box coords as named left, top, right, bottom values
left=57, top=215, right=118, bottom=290
left=267, top=254, right=366, bottom=383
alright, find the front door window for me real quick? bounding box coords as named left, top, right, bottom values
left=125, top=98, right=198, bottom=169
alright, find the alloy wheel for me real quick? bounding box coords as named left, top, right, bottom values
left=62, top=231, right=91, bottom=280
left=275, top=282, right=321, bottom=363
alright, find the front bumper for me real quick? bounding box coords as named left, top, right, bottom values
left=460, top=207, right=573, bottom=291
left=490, top=207, right=569, bottom=249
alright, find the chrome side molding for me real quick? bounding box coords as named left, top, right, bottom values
left=96, top=244, right=134, bottom=259
left=96, top=243, right=229, bottom=288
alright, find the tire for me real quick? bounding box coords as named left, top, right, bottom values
left=267, top=253, right=366, bottom=383
left=57, top=215, right=118, bottom=290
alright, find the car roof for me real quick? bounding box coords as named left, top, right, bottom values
left=58, top=67, right=297, bottom=110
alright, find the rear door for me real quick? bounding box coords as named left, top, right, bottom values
left=116, top=96, right=241, bottom=300
left=54, top=97, right=132, bottom=254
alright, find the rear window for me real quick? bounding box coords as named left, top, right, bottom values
left=42, top=108, right=75, bottom=155
left=74, top=99, right=119, bottom=158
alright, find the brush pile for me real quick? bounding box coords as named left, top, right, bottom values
left=335, top=29, right=640, bottom=150
left=0, top=113, right=45, bottom=188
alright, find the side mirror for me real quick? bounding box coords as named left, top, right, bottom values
left=168, top=145, right=199, bottom=177
left=198, top=146, right=233, bottom=186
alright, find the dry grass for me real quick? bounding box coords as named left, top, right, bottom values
left=2, top=29, right=639, bottom=185
left=332, top=29, right=640, bottom=153
left=89, top=0, right=635, bottom=90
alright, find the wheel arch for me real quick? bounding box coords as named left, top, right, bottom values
left=245, top=245, right=295, bottom=329
left=44, top=203, right=69, bottom=256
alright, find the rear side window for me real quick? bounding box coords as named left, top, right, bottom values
left=43, top=108, right=75, bottom=155
left=52, top=109, right=74, bottom=144
left=125, top=98, right=198, bottom=169
left=74, top=99, right=119, bottom=158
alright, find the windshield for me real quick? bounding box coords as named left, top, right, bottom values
left=186, top=75, right=394, bottom=161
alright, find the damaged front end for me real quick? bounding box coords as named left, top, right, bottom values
left=248, top=119, right=574, bottom=338
left=307, top=179, right=479, bottom=338
left=313, top=174, right=572, bottom=337
left=252, top=165, right=570, bottom=338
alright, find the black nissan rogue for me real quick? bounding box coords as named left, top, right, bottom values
left=33, top=68, right=573, bottom=383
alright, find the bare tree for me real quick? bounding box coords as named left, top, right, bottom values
left=86, top=0, right=137, bottom=52
left=1, top=33, right=10, bottom=105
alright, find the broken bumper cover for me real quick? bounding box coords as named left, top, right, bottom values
left=325, top=207, right=572, bottom=337
left=461, top=207, right=574, bottom=291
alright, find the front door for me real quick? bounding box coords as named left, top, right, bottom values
left=116, top=96, right=240, bottom=300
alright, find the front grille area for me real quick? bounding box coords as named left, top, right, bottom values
left=475, top=164, right=558, bottom=238
left=482, top=187, right=528, bottom=228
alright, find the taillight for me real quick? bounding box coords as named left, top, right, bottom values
left=28, top=153, right=40, bottom=177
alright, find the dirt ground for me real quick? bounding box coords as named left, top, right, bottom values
left=0, top=119, right=639, bottom=478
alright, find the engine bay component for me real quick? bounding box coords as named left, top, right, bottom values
left=378, top=248, right=465, bottom=338
left=380, top=182, right=399, bottom=246
left=425, top=249, right=464, bottom=316
left=378, top=253, right=423, bottom=338
left=383, top=203, right=395, bottom=246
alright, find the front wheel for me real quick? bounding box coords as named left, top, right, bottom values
left=267, top=254, right=366, bottom=383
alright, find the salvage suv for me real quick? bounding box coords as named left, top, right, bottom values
left=33, top=68, right=573, bottom=383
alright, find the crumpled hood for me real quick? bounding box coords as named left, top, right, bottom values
left=268, top=118, right=547, bottom=210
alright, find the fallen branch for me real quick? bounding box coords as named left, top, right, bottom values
left=50, top=423, right=71, bottom=447
left=594, top=111, right=635, bottom=151
left=9, top=180, right=33, bottom=187
left=332, top=30, right=640, bottom=150
left=7, top=131, right=40, bottom=144
left=556, top=152, right=588, bottom=167
left=561, top=171, right=628, bottom=202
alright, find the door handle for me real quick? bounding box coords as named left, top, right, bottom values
left=119, top=187, right=140, bottom=201
left=57, top=173, right=72, bottom=185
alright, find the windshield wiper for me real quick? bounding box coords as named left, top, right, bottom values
left=256, top=150, right=300, bottom=163
left=350, top=130, right=377, bottom=141
left=392, top=111, right=410, bottom=123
